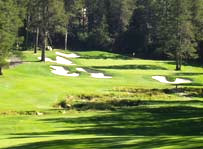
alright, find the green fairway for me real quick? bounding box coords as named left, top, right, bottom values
left=0, top=50, right=203, bottom=149
left=1, top=107, right=203, bottom=149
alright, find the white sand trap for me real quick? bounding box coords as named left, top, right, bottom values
left=152, top=76, right=192, bottom=84
left=76, top=68, right=87, bottom=72
left=38, top=57, right=55, bottom=62
left=50, top=66, right=79, bottom=77
left=38, top=56, right=75, bottom=65
left=91, top=73, right=112, bottom=79
left=56, top=56, right=75, bottom=65
left=56, top=52, right=80, bottom=58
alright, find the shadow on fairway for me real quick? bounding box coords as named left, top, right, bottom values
left=80, top=54, right=130, bottom=60
left=4, top=136, right=203, bottom=149
left=9, top=60, right=41, bottom=68
left=23, top=60, right=41, bottom=63
left=6, top=101, right=203, bottom=149
left=93, top=64, right=167, bottom=70
left=181, top=83, right=203, bottom=87
left=176, top=72, right=203, bottom=76
left=165, top=61, right=203, bottom=68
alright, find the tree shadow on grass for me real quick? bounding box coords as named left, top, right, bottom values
left=9, top=61, right=23, bottom=67
left=4, top=136, right=203, bottom=149
left=181, top=83, right=203, bottom=87
left=92, top=64, right=167, bottom=70
left=174, top=72, right=203, bottom=87
left=37, top=106, right=203, bottom=137
left=165, top=61, right=203, bottom=68
left=6, top=101, right=203, bottom=149
left=9, top=60, right=41, bottom=67
left=176, top=72, right=203, bottom=76
left=143, top=100, right=203, bottom=105
left=22, top=60, right=42, bottom=63
left=79, top=53, right=131, bottom=60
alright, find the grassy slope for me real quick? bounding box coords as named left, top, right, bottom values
left=0, top=50, right=203, bottom=148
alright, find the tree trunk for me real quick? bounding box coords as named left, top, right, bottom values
left=41, top=31, right=48, bottom=62
left=176, top=60, right=179, bottom=71
left=25, top=28, right=29, bottom=50
left=25, top=15, right=30, bottom=50
left=179, top=54, right=182, bottom=70
left=82, top=8, right=85, bottom=32
left=34, top=27, right=39, bottom=54
left=176, top=0, right=182, bottom=71
left=65, top=30, right=68, bottom=50
left=0, top=67, right=3, bottom=75
left=176, top=52, right=181, bottom=71
left=176, top=59, right=181, bottom=71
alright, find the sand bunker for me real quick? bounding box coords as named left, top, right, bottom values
left=56, top=52, right=80, bottom=58
left=91, top=73, right=112, bottom=79
left=50, top=66, right=79, bottom=77
left=37, top=57, right=55, bottom=63
left=152, top=76, right=192, bottom=84
left=38, top=56, right=75, bottom=65
left=76, top=68, right=87, bottom=72
left=38, top=52, right=112, bottom=79
left=56, top=56, right=74, bottom=65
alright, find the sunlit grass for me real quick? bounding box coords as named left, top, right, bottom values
left=0, top=49, right=202, bottom=148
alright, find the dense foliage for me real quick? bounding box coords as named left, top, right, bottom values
left=0, top=0, right=203, bottom=71
left=0, top=0, right=24, bottom=74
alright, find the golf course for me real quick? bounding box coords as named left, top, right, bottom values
left=1, top=0, right=203, bottom=148
left=0, top=49, right=202, bottom=149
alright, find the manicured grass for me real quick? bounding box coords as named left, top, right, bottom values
left=0, top=50, right=203, bottom=148
left=1, top=106, right=203, bottom=149
left=1, top=50, right=202, bottom=111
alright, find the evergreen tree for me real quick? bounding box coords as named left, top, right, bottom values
left=105, top=0, right=135, bottom=37
left=125, top=0, right=154, bottom=55
left=105, top=0, right=135, bottom=51
left=26, top=0, right=41, bottom=53
left=30, top=0, right=67, bottom=61
left=87, top=15, right=110, bottom=50
left=84, top=0, right=111, bottom=50
left=0, top=0, right=23, bottom=75
left=191, top=0, right=203, bottom=61
left=0, top=0, right=200, bottom=67
left=167, top=0, right=196, bottom=70
left=64, top=0, right=85, bottom=50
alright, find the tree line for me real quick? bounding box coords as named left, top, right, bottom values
left=0, top=0, right=203, bottom=74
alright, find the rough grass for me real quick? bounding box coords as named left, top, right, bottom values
left=0, top=49, right=203, bottom=148
left=55, top=88, right=203, bottom=111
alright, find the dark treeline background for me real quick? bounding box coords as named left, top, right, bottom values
left=0, top=0, right=203, bottom=72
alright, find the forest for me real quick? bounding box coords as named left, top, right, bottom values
left=1, top=0, right=203, bottom=74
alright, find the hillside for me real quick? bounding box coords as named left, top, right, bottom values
left=0, top=50, right=203, bottom=148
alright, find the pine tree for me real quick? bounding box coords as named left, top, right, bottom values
left=64, top=0, right=85, bottom=50
left=30, top=0, right=67, bottom=61
left=169, top=0, right=196, bottom=70
left=105, top=0, right=135, bottom=50
left=87, top=15, right=110, bottom=50
left=0, top=0, right=23, bottom=75
left=191, top=0, right=203, bottom=61
left=154, top=0, right=196, bottom=70
left=26, top=0, right=41, bottom=53
left=105, top=0, right=135, bottom=36
left=127, top=0, right=154, bottom=55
